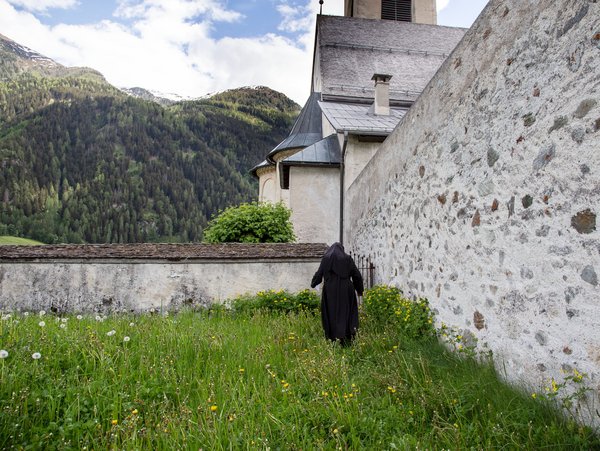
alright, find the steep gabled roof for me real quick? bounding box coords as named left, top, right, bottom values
left=267, top=92, right=323, bottom=162
left=314, top=15, right=466, bottom=103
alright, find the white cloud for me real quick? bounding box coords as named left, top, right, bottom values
left=436, top=0, right=450, bottom=12
left=7, top=0, right=78, bottom=12
left=0, top=0, right=345, bottom=103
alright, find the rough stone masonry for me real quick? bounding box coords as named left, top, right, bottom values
left=346, top=0, right=600, bottom=426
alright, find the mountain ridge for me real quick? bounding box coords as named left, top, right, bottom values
left=0, top=34, right=299, bottom=244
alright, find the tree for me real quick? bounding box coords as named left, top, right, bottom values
left=203, top=202, right=295, bottom=243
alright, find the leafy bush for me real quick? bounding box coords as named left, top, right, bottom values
left=363, top=285, right=435, bottom=340
left=203, top=202, right=295, bottom=243
left=231, top=289, right=319, bottom=314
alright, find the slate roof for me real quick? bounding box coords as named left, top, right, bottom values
left=0, top=243, right=328, bottom=261
left=267, top=92, right=323, bottom=161
left=249, top=159, right=274, bottom=177
left=319, top=101, right=408, bottom=135
left=315, top=15, right=466, bottom=103
left=281, top=134, right=341, bottom=167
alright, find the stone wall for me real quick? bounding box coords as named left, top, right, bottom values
left=0, top=243, right=326, bottom=313
left=346, top=0, right=600, bottom=425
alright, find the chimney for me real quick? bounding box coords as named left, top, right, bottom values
left=370, top=73, right=392, bottom=116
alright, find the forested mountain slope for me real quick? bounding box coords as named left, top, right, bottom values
left=0, top=34, right=299, bottom=243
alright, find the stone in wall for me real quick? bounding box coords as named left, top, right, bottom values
left=571, top=209, right=596, bottom=234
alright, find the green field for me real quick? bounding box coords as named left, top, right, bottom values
left=0, top=306, right=597, bottom=449
left=0, top=236, right=43, bottom=245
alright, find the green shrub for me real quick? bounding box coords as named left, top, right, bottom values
left=231, top=289, right=319, bottom=314
left=363, top=285, right=435, bottom=340
left=203, top=202, right=295, bottom=243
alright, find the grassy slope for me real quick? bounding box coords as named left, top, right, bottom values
left=0, top=235, right=43, bottom=245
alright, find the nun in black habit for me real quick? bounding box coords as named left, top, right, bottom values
left=311, top=243, right=364, bottom=345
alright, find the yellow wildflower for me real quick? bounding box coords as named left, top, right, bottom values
left=210, top=405, right=218, bottom=412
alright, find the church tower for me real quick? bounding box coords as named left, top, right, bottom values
left=344, top=0, right=437, bottom=25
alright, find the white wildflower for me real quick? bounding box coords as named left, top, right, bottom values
left=59, top=323, right=66, bottom=329
left=61, top=318, right=68, bottom=323
left=106, top=330, right=116, bottom=337
left=76, top=315, right=83, bottom=320
left=23, top=312, right=29, bottom=316
left=38, top=321, right=46, bottom=327
left=95, top=316, right=103, bottom=322
left=0, top=350, right=8, bottom=359
left=123, top=336, right=130, bottom=343
left=39, top=310, right=46, bottom=316
left=129, top=322, right=135, bottom=327
left=31, top=352, right=41, bottom=360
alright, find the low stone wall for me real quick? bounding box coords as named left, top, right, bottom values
left=346, top=0, right=599, bottom=426
left=0, top=243, right=326, bottom=313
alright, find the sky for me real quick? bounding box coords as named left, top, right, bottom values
left=0, top=0, right=489, bottom=104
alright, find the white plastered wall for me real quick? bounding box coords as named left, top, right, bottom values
left=289, top=166, right=340, bottom=244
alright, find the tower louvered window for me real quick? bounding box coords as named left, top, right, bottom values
left=381, top=0, right=412, bottom=21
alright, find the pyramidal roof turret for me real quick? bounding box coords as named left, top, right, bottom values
left=267, top=92, right=322, bottom=162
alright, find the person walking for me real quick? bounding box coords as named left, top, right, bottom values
left=311, top=242, right=364, bottom=345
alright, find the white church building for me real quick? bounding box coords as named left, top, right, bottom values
left=252, top=0, right=466, bottom=244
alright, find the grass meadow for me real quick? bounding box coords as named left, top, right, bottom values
left=0, top=236, right=43, bottom=245
left=0, top=300, right=598, bottom=449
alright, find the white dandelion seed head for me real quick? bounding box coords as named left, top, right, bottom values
left=76, top=315, right=83, bottom=320
left=61, top=318, right=68, bottom=323
left=55, top=317, right=60, bottom=323
left=32, top=352, right=41, bottom=360
left=123, top=336, right=130, bottom=342
left=1, top=314, right=11, bottom=321
left=0, top=350, right=8, bottom=359
left=23, top=312, right=29, bottom=316
left=129, top=322, right=135, bottom=327
left=95, top=316, right=102, bottom=322
left=38, top=321, right=46, bottom=327
left=107, top=330, right=116, bottom=337
left=59, top=323, right=66, bottom=329
left=38, top=310, right=46, bottom=316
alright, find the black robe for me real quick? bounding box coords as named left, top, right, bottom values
left=310, top=243, right=364, bottom=343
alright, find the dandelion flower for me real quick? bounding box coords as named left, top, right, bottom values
left=39, top=310, right=46, bottom=316
left=129, top=322, right=135, bottom=327
left=76, top=315, right=83, bottom=320
left=238, top=368, right=245, bottom=373
left=123, top=336, right=130, bottom=342
left=132, top=409, right=138, bottom=415
left=61, top=318, right=68, bottom=323
left=0, top=350, right=8, bottom=359
left=32, top=352, right=41, bottom=360
left=107, top=330, right=116, bottom=337
left=60, top=323, right=66, bottom=329
left=283, top=383, right=290, bottom=389
left=23, top=312, right=29, bottom=316
left=333, top=428, right=339, bottom=434
left=111, top=419, right=118, bottom=425
left=38, top=321, right=45, bottom=327
left=210, top=405, right=218, bottom=412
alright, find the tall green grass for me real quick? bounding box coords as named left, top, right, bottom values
left=0, top=309, right=597, bottom=449
left=0, top=236, right=43, bottom=245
